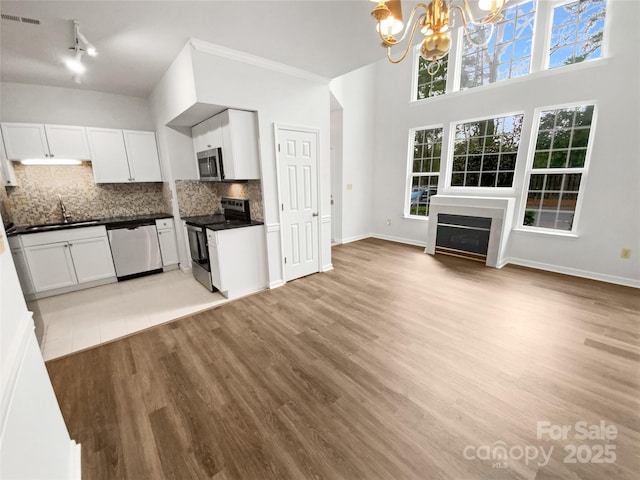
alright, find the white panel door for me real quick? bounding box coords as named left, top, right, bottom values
left=278, top=129, right=319, bottom=281
left=44, top=125, right=91, bottom=160
left=24, top=242, right=78, bottom=292
left=123, top=130, right=162, bottom=182
left=69, top=236, right=116, bottom=283
left=87, top=128, right=132, bottom=183
left=0, top=123, right=48, bottom=159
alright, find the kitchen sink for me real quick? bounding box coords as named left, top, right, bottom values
left=25, top=220, right=101, bottom=231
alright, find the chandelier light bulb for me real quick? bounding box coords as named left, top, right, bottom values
left=479, top=0, right=505, bottom=11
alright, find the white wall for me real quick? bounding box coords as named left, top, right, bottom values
left=0, top=82, right=154, bottom=130
left=329, top=64, right=376, bottom=243
left=0, top=215, right=80, bottom=479
left=339, top=0, right=639, bottom=286
left=150, top=40, right=333, bottom=283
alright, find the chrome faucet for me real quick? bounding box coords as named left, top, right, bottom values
left=58, top=195, right=72, bottom=223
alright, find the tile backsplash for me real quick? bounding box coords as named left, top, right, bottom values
left=3, top=163, right=171, bottom=226
left=176, top=180, right=264, bottom=221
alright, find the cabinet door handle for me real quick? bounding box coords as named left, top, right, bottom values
left=50, top=153, right=55, bottom=158
left=64, top=244, right=69, bottom=248
left=44, top=153, right=49, bottom=158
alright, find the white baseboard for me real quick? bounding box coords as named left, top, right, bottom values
left=340, top=233, right=371, bottom=244
left=321, top=263, right=333, bottom=272
left=504, top=257, right=640, bottom=288
left=370, top=233, right=427, bottom=248
left=70, top=440, right=81, bottom=480
left=269, top=279, right=285, bottom=289
left=179, top=263, right=192, bottom=273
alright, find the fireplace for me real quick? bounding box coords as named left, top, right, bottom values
left=436, top=214, right=492, bottom=261
left=425, top=196, right=515, bottom=268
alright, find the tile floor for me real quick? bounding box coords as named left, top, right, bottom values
left=32, top=270, right=227, bottom=361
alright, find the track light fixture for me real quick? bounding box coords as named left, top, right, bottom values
left=65, top=20, right=97, bottom=82
left=370, top=0, right=509, bottom=74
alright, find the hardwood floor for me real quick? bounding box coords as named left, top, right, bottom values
left=46, top=238, right=640, bottom=480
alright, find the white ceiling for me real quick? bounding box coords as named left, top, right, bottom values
left=0, top=0, right=394, bottom=98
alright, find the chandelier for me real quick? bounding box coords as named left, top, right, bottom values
left=370, top=0, right=509, bottom=74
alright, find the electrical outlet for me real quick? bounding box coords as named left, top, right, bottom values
left=621, top=248, right=631, bottom=259
left=346, top=184, right=353, bottom=190
left=386, top=218, right=392, bottom=226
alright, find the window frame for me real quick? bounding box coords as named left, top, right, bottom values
left=445, top=110, right=526, bottom=192
left=458, top=0, right=538, bottom=90
left=409, top=0, right=612, bottom=101
left=544, top=0, right=609, bottom=70
left=517, top=100, right=598, bottom=235
left=404, top=124, right=445, bottom=220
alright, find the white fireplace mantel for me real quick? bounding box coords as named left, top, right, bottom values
left=425, top=195, right=516, bottom=268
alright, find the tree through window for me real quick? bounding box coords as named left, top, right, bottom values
left=460, top=0, right=536, bottom=89
left=451, top=114, right=524, bottom=188
left=549, top=0, right=606, bottom=68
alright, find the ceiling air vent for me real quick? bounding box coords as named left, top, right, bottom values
left=1, top=13, right=40, bottom=25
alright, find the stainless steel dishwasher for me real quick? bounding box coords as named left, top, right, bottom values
left=107, top=222, right=162, bottom=280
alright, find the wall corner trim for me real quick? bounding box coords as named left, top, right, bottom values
left=70, top=441, right=82, bottom=480
left=269, top=279, right=285, bottom=289
left=0, top=311, right=34, bottom=431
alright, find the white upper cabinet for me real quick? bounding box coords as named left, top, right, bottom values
left=220, top=109, right=260, bottom=180
left=1, top=123, right=90, bottom=160
left=87, top=128, right=131, bottom=183
left=123, top=130, right=162, bottom=182
left=192, top=120, right=211, bottom=153
left=44, top=124, right=91, bottom=160
left=0, top=129, right=18, bottom=186
left=192, top=116, right=223, bottom=154
left=87, top=128, right=162, bottom=183
left=191, top=109, right=260, bottom=181
left=1, top=123, right=49, bottom=159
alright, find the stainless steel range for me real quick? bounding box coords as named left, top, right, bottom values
left=184, top=197, right=251, bottom=291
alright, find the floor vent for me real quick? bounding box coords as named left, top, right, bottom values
left=1, top=13, right=41, bottom=25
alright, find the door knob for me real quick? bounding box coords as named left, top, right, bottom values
left=312, top=212, right=318, bottom=217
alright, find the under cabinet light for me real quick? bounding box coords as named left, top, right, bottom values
left=20, top=159, right=82, bottom=166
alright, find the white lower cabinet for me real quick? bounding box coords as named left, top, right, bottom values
left=9, top=240, right=35, bottom=295
left=16, top=226, right=116, bottom=299
left=206, top=225, right=267, bottom=299
left=69, top=236, right=117, bottom=283
left=155, top=218, right=179, bottom=268
left=24, top=242, right=77, bottom=291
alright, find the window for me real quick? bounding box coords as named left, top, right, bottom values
left=408, top=127, right=442, bottom=217
left=416, top=54, right=448, bottom=100
left=549, top=0, right=606, bottom=68
left=451, top=114, right=524, bottom=188
left=523, top=105, right=595, bottom=231
left=460, top=0, right=536, bottom=89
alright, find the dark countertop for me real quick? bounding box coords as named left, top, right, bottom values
left=183, top=214, right=264, bottom=231
left=205, top=220, right=264, bottom=231
left=7, top=213, right=173, bottom=236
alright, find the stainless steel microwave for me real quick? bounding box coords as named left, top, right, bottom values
left=197, top=148, right=224, bottom=181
